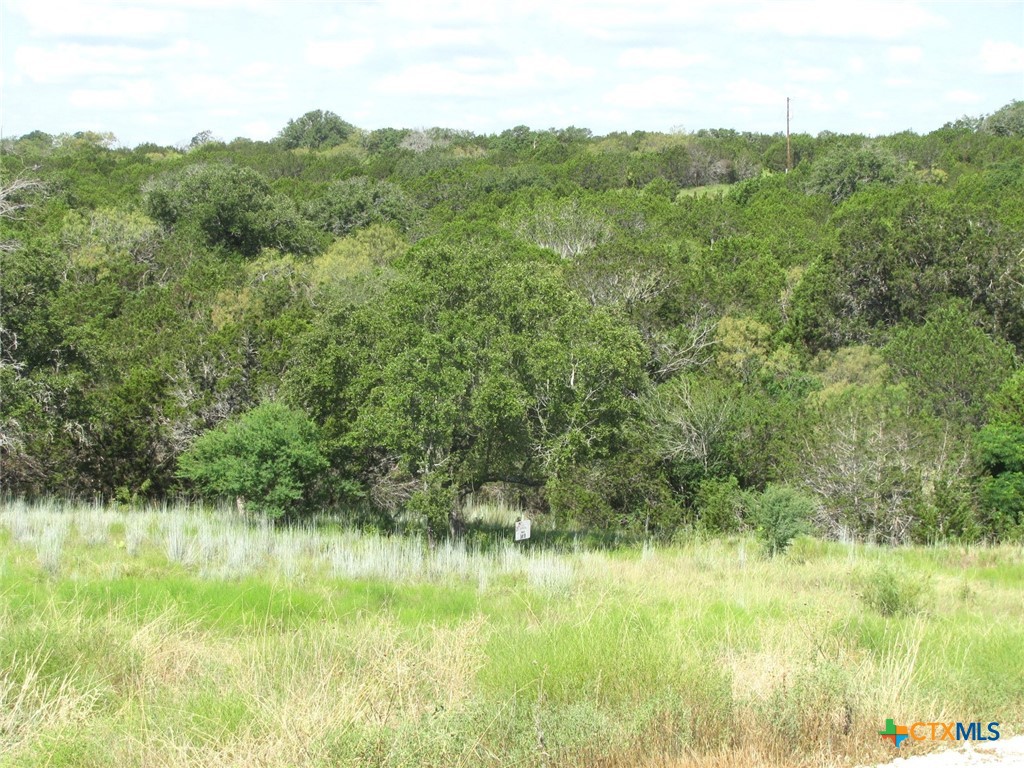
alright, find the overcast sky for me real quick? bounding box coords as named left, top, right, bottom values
left=3, top=0, right=1023, bottom=147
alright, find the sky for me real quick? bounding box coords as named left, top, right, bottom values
left=2, top=0, right=1023, bottom=147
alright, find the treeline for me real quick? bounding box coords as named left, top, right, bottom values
left=2, top=102, right=1024, bottom=542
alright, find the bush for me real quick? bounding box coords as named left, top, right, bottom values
left=976, top=423, right=1024, bottom=541
left=306, top=177, right=417, bottom=236
left=805, top=143, right=907, bottom=204
left=177, top=403, right=327, bottom=520
left=277, top=109, right=355, bottom=150
left=913, top=476, right=980, bottom=543
left=405, top=474, right=457, bottom=541
left=860, top=565, right=929, bottom=617
left=695, top=476, right=749, bottom=533
left=143, top=164, right=323, bottom=256
left=753, top=484, right=816, bottom=556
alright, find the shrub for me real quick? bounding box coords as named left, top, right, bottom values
left=860, top=565, right=929, bottom=617
left=757, top=663, right=854, bottom=754
left=695, top=475, right=748, bottom=533
left=177, top=403, right=327, bottom=521
left=405, top=474, right=457, bottom=541
left=805, top=143, right=907, bottom=204
left=277, top=109, right=355, bottom=150
left=143, top=164, right=322, bottom=256
left=976, top=423, right=1024, bottom=541
left=305, top=177, right=417, bottom=236
left=753, top=484, right=816, bottom=556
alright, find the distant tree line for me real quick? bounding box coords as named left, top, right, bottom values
left=2, top=103, right=1023, bottom=542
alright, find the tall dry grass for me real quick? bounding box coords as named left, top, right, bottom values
left=0, top=499, right=1020, bottom=767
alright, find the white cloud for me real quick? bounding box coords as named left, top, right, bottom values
left=516, top=52, right=594, bottom=84
left=737, top=1, right=944, bottom=40
left=12, top=0, right=286, bottom=43
left=582, top=107, right=627, bottom=126
left=603, top=76, right=693, bottom=110
left=305, top=40, right=376, bottom=70
left=721, top=78, right=784, bottom=107
left=16, top=40, right=203, bottom=84
left=69, top=80, right=156, bottom=110
left=785, top=64, right=834, bottom=83
left=375, top=0, right=511, bottom=26
left=452, top=57, right=503, bottom=73
left=390, top=27, right=486, bottom=49
left=156, top=0, right=280, bottom=9
left=979, top=40, right=1024, bottom=74
left=777, top=87, right=840, bottom=117
left=241, top=120, right=276, bottom=141
left=1, top=0, right=1016, bottom=145
left=376, top=52, right=593, bottom=97
left=497, top=101, right=572, bottom=125
left=945, top=89, right=983, bottom=105
left=547, top=0, right=718, bottom=40
left=376, top=63, right=483, bottom=97
left=173, top=74, right=235, bottom=104
left=617, top=48, right=709, bottom=69
left=169, top=60, right=288, bottom=111
left=888, top=46, right=923, bottom=63
left=14, top=0, right=181, bottom=39
left=238, top=61, right=275, bottom=78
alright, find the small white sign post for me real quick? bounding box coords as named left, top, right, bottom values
left=514, top=518, right=531, bottom=542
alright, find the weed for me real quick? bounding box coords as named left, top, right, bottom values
left=860, top=565, right=930, bottom=617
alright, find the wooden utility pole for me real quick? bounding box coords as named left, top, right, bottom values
left=786, top=97, right=793, bottom=173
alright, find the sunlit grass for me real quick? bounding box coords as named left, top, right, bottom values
left=676, top=183, right=732, bottom=199
left=0, top=498, right=1021, bottom=767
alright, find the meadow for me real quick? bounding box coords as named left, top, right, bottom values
left=0, top=498, right=1021, bottom=767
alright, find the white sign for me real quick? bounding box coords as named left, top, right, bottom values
left=514, top=519, right=531, bottom=541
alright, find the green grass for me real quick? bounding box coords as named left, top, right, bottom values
left=0, top=498, right=1021, bottom=767
left=676, top=183, right=732, bottom=199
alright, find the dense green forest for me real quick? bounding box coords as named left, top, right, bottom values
left=3, top=102, right=1024, bottom=543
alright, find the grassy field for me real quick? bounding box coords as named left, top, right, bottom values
left=675, top=183, right=733, bottom=199
left=0, top=498, right=1021, bottom=767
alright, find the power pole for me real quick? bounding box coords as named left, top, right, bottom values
left=786, top=97, right=793, bottom=173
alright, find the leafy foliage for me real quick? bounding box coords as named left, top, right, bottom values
left=753, top=484, right=816, bottom=556
left=289, top=224, right=645, bottom=531
left=277, top=109, right=355, bottom=150
left=177, top=403, right=327, bottom=520
left=805, top=143, right=907, bottom=204
left=305, top=176, right=417, bottom=236
left=143, top=164, right=322, bottom=256
left=6, top=101, right=1024, bottom=542
left=884, top=303, right=1015, bottom=427
left=982, top=100, right=1024, bottom=137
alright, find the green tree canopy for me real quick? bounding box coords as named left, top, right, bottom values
left=805, top=143, right=908, bottom=204
left=178, top=402, right=327, bottom=520
left=884, top=302, right=1015, bottom=427
left=982, top=100, right=1024, bottom=137
left=288, top=224, right=646, bottom=534
left=143, top=164, right=322, bottom=256
left=305, top=176, right=417, bottom=236
left=277, top=109, right=355, bottom=150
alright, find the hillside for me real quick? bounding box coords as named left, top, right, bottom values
left=2, top=102, right=1024, bottom=543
